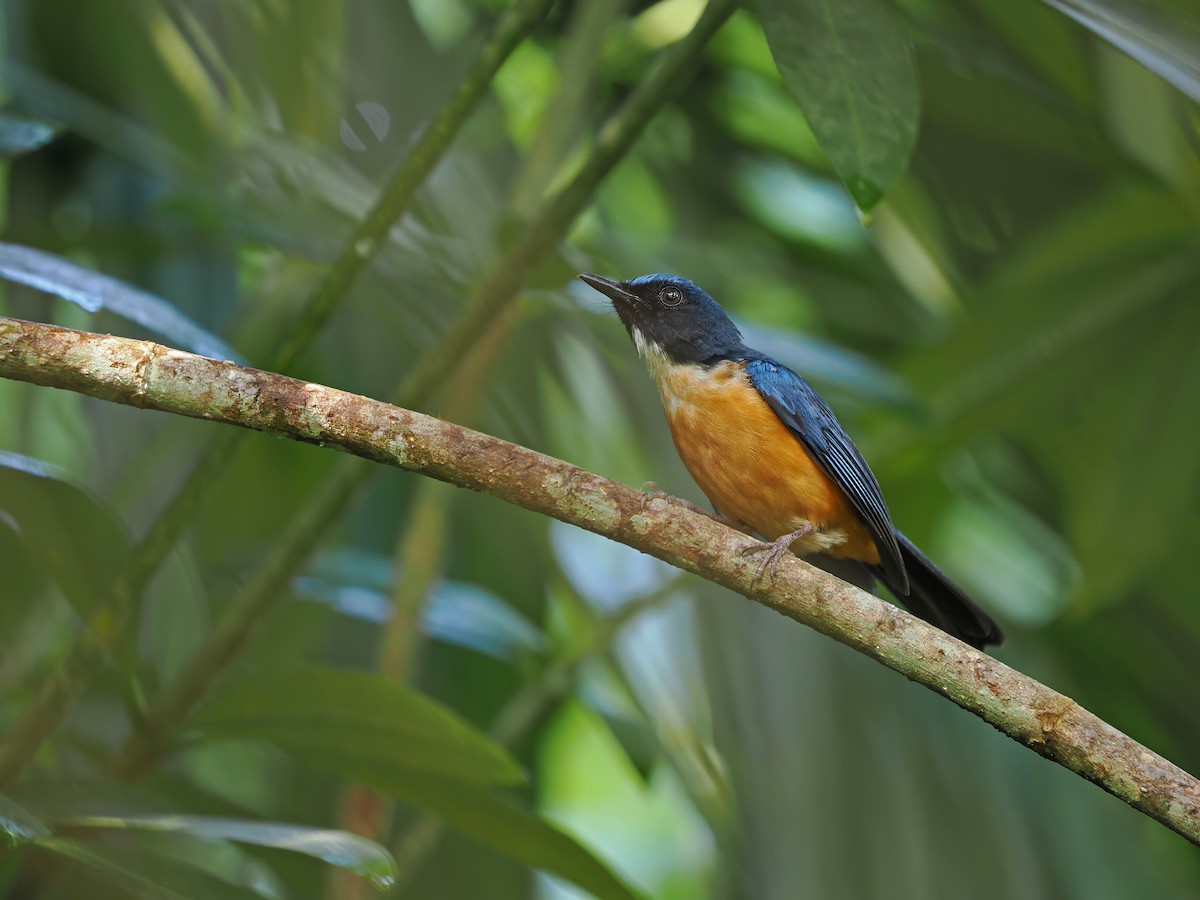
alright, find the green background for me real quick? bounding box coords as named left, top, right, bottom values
left=2, top=0, right=1199, bottom=897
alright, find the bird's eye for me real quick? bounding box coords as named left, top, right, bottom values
left=660, top=286, right=684, bottom=307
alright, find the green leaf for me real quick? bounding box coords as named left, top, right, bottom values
left=1040, top=0, right=1200, bottom=103
left=901, top=185, right=1200, bottom=426
left=0, top=242, right=240, bottom=361
left=376, top=772, right=642, bottom=900
left=983, top=183, right=1198, bottom=299
left=194, top=666, right=524, bottom=787
left=62, top=815, right=396, bottom=891
left=1030, top=296, right=1200, bottom=609
left=0, top=518, right=49, bottom=634
left=889, top=185, right=1200, bottom=612
left=968, top=0, right=1093, bottom=103
left=0, top=450, right=133, bottom=616
left=709, top=69, right=826, bottom=166
left=0, top=113, right=62, bottom=159
left=758, top=0, right=920, bottom=210
left=300, top=548, right=545, bottom=662
left=0, top=794, right=52, bottom=848
left=39, top=838, right=268, bottom=900
left=192, top=669, right=638, bottom=898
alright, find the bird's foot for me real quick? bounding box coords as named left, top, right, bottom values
left=639, top=481, right=679, bottom=511
left=638, top=483, right=750, bottom=532
left=740, top=524, right=817, bottom=586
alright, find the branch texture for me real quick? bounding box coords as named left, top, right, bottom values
left=3, top=315, right=1199, bottom=848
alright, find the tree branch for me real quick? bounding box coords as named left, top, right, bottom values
left=2, top=316, right=1199, bottom=848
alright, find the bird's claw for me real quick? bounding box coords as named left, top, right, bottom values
left=639, top=481, right=672, bottom=511
left=740, top=525, right=816, bottom=586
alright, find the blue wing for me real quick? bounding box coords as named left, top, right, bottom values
left=744, top=356, right=908, bottom=593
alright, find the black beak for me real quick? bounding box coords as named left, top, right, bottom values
left=578, top=273, right=639, bottom=306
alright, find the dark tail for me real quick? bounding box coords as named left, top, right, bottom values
left=871, top=532, right=1003, bottom=650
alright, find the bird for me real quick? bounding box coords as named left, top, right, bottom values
left=579, top=272, right=1003, bottom=650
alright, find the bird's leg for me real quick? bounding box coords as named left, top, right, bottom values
left=639, top=482, right=751, bottom=532
left=739, top=524, right=818, bottom=585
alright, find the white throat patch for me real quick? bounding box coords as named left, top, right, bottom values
left=630, top=327, right=670, bottom=379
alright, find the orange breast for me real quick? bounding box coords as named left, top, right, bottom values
left=655, top=360, right=880, bottom=564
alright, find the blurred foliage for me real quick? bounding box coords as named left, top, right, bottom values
left=1, top=0, right=1200, bottom=898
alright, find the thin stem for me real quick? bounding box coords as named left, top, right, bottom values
left=107, top=456, right=370, bottom=779
left=0, top=0, right=553, bottom=790
left=509, top=0, right=632, bottom=214
left=395, top=0, right=741, bottom=409
left=106, top=0, right=740, bottom=782
left=270, top=0, right=555, bottom=369
left=378, top=484, right=454, bottom=682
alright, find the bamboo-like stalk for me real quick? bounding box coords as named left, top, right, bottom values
left=103, top=0, right=740, bottom=783
left=0, top=0, right=556, bottom=789
left=2, top=316, right=1198, bottom=849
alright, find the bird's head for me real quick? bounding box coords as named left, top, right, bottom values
left=579, top=273, right=745, bottom=367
